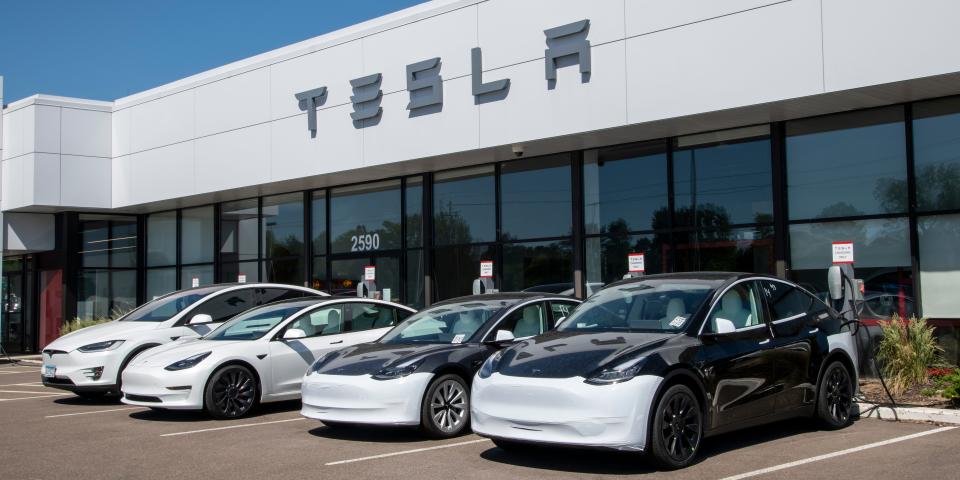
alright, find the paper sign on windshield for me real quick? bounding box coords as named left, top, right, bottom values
left=452, top=334, right=466, bottom=344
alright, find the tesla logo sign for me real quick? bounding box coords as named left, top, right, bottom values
left=295, top=19, right=592, bottom=137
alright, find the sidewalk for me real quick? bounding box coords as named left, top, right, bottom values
left=0, top=354, right=42, bottom=366
left=857, top=402, right=960, bottom=426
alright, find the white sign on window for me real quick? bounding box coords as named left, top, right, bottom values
left=364, top=266, right=376, bottom=281
left=832, top=242, right=854, bottom=264
left=628, top=253, right=645, bottom=273
left=191, top=277, right=200, bottom=288
left=238, top=274, right=247, bottom=284
left=480, top=260, right=494, bottom=278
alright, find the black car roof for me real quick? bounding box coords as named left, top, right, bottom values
left=432, top=292, right=577, bottom=307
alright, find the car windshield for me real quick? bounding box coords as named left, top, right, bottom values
left=378, top=300, right=509, bottom=345
left=557, top=279, right=721, bottom=333
left=205, top=304, right=306, bottom=341
left=119, top=286, right=227, bottom=322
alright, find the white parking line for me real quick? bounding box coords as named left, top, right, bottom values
left=159, top=417, right=305, bottom=437
left=0, top=382, right=45, bottom=387
left=45, top=407, right=146, bottom=418
left=325, top=439, right=491, bottom=466
left=0, top=393, right=70, bottom=402
left=719, top=426, right=957, bottom=480
left=0, top=389, right=57, bottom=394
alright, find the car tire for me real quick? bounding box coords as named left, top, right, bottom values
left=203, top=365, right=259, bottom=419
left=420, top=374, right=470, bottom=438
left=817, top=361, right=854, bottom=430
left=648, top=384, right=703, bottom=470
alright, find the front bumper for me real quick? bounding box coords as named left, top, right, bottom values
left=120, top=364, right=206, bottom=410
left=471, top=373, right=663, bottom=450
left=300, top=372, right=434, bottom=426
left=40, top=350, right=123, bottom=393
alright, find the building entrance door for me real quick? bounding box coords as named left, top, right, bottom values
left=2, top=257, right=34, bottom=354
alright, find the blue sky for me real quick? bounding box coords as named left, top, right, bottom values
left=0, top=0, right=426, bottom=103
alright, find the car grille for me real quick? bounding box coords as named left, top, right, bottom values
left=42, top=349, right=68, bottom=357
left=124, top=394, right=162, bottom=403
left=43, top=377, right=75, bottom=386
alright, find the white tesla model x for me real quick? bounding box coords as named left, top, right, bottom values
left=120, top=297, right=416, bottom=418
left=41, top=283, right=324, bottom=398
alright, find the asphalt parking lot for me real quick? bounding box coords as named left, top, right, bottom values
left=1, top=363, right=957, bottom=480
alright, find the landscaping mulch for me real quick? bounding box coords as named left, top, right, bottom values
left=859, top=378, right=956, bottom=409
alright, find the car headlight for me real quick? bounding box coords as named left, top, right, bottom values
left=477, top=350, right=506, bottom=379
left=306, top=351, right=337, bottom=376
left=372, top=358, right=423, bottom=381
left=584, top=354, right=647, bottom=386
left=76, top=340, right=125, bottom=352
left=164, top=351, right=212, bottom=371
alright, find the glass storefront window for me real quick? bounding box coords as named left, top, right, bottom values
left=311, top=256, right=327, bottom=292
left=329, top=257, right=400, bottom=302
left=146, top=268, right=176, bottom=300
left=434, top=166, right=495, bottom=246
left=406, top=177, right=424, bottom=248
left=406, top=250, right=425, bottom=308
left=181, top=206, right=215, bottom=264
left=312, top=191, right=327, bottom=256
left=330, top=180, right=402, bottom=254
left=147, top=211, right=176, bottom=267
left=913, top=97, right=960, bottom=212
left=585, top=234, right=666, bottom=287
left=79, top=215, right=138, bottom=269
left=262, top=193, right=304, bottom=259
left=502, top=240, right=573, bottom=293
left=500, top=155, right=572, bottom=241
left=77, top=269, right=137, bottom=320
left=262, top=258, right=304, bottom=286
left=787, top=108, right=907, bottom=220
left=675, top=227, right=774, bottom=274
left=674, top=138, right=773, bottom=227
left=584, top=142, right=668, bottom=235
left=918, top=214, right=960, bottom=318
left=181, top=265, right=215, bottom=289
left=222, top=261, right=259, bottom=284
left=220, top=199, right=259, bottom=262
left=432, top=244, right=496, bottom=301
left=789, top=218, right=913, bottom=319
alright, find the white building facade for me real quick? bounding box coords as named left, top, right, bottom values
left=2, top=0, right=960, bottom=360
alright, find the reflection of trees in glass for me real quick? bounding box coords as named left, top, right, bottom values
left=434, top=202, right=474, bottom=246
left=502, top=241, right=572, bottom=291
left=264, top=232, right=304, bottom=258
left=406, top=213, right=423, bottom=247
left=917, top=163, right=960, bottom=211
left=816, top=202, right=865, bottom=219
left=330, top=221, right=401, bottom=253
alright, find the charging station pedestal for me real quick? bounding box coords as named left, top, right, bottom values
left=357, top=278, right=379, bottom=299
left=472, top=277, right=497, bottom=295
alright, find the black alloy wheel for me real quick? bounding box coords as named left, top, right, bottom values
left=420, top=374, right=469, bottom=438
left=204, top=365, right=258, bottom=419
left=817, top=361, right=854, bottom=429
left=649, top=384, right=703, bottom=470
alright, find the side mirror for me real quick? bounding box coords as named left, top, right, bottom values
left=188, top=314, right=213, bottom=326
left=713, top=318, right=736, bottom=335
left=828, top=265, right=844, bottom=301
left=493, top=330, right=515, bottom=343
left=283, top=328, right=307, bottom=340
left=554, top=316, right=566, bottom=327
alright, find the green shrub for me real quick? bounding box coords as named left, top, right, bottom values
left=942, top=370, right=960, bottom=406
left=875, top=315, right=943, bottom=396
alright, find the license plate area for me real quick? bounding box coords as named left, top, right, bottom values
left=43, top=365, right=56, bottom=378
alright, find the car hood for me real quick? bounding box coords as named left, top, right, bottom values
left=129, top=339, right=239, bottom=368
left=315, top=342, right=467, bottom=376
left=496, top=330, right=675, bottom=379
left=44, top=321, right=160, bottom=352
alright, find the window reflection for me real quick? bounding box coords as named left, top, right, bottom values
left=330, top=181, right=401, bottom=254
left=500, top=155, right=572, bottom=241
left=674, top=227, right=774, bottom=274
left=584, top=142, right=667, bottom=235
left=674, top=139, right=773, bottom=227
left=147, top=211, right=176, bottom=267
left=502, top=240, right=573, bottom=292
left=787, top=108, right=907, bottom=220
left=432, top=245, right=496, bottom=301
left=406, top=177, right=424, bottom=248
left=433, top=166, right=495, bottom=246
left=220, top=199, right=259, bottom=262
left=585, top=234, right=667, bottom=286
left=913, top=97, right=960, bottom=212
left=262, top=193, right=304, bottom=259
left=181, top=206, right=215, bottom=265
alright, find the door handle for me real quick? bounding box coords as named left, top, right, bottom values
left=808, top=328, right=819, bottom=334
left=330, top=340, right=343, bottom=344
left=758, top=339, right=771, bottom=345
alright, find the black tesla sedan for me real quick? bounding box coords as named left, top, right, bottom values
left=300, top=293, right=581, bottom=438
left=471, top=272, right=859, bottom=469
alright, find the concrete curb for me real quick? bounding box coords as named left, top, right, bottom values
left=856, top=401, right=960, bottom=425
left=0, top=355, right=42, bottom=366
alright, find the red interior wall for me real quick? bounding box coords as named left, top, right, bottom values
left=38, top=270, right=63, bottom=349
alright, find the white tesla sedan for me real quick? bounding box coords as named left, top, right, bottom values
left=41, top=283, right=324, bottom=399
left=120, top=297, right=416, bottom=418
